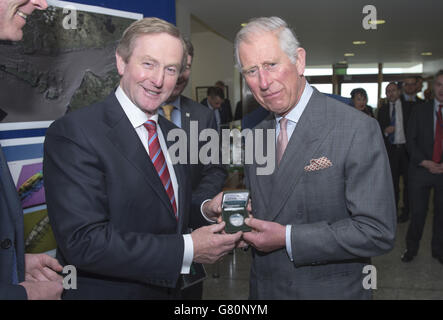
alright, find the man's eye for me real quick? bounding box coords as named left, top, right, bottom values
left=166, top=67, right=177, bottom=75
left=245, top=68, right=257, bottom=76
left=264, top=63, right=277, bottom=70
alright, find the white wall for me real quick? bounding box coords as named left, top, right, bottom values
left=175, top=1, right=240, bottom=113
left=423, top=58, right=443, bottom=77
left=175, top=1, right=192, bottom=98
left=191, top=31, right=237, bottom=107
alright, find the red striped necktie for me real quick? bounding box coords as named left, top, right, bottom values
left=432, top=104, right=443, bottom=163
left=143, top=120, right=177, bottom=220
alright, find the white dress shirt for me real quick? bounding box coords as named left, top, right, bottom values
left=115, top=86, right=193, bottom=274
left=389, top=99, right=406, bottom=144
left=275, top=82, right=314, bottom=262
left=434, top=98, right=443, bottom=134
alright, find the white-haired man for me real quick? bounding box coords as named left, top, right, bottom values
left=234, top=16, right=396, bottom=299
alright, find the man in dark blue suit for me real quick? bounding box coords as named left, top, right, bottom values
left=43, top=18, right=240, bottom=299
left=160, top=38, right=227, bottom=299
left=0, top=0, right=63, bottom=300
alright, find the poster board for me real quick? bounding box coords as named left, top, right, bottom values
left=0, top=2, right=143, bottom=254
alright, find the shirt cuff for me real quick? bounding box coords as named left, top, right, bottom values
left=200, top=199, right=217, bottom=223
left=181, top=234, right=194, bottom=274
left=285, top=225, right=294, bottom=262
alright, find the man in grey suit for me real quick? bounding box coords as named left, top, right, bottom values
left=160, top=38, right=227, bottom=299
left=234, top=17, right=396, bottom=299
left=0, top=0, right=63, bottom=300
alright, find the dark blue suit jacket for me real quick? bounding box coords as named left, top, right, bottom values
left=44, top=93, right=197, bottom=299
left=0, top=148, right=27, bottom=299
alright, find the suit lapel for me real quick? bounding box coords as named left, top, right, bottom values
left=103, top=95, right=175, bottom=221
left=180, top=98, right=191, bottom=133
left=426, top=102, right=436, bottom=144
left=250, top=116, right=275, bottom=218
left=267, top=90, right=331, bottom=221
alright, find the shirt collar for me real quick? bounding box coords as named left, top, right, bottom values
left=207, top=100, right=215, bottom=110
left=162, top=96, right=181, bottom=110
left=275, top=81, right=313, bottom=124
left=434, top=98, right=443, bottom=111
left=115, top=86, right=158, bottom=129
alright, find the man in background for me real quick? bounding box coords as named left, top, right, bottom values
left=402, top=70, right=443, bottom=264
left=201, top=86, right=226, bottom=131
left=160, top=38, right=227, bottom=299
left=0, top=0, right=63, bottom=300
left=201, top=81, right=233, bottom=127
left=378, top=82, right=412, bottom=223
left=402, top=76, right=424, bottom=104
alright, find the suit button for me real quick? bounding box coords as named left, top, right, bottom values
left=1, top=239, right=12, bottom=249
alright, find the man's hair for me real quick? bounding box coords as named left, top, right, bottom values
left=386, top=81, right=399, bottom=89
left=234, top=16, right=300, bottom=70
left=183, top=36, right=194, bottom=59
left=435, top=69, right=443, bottom=79
left=350, top=88, right=368, bottom=100
left=207, top=86, right=225, bottom=99
left=116, top=17, right=187, bottom=72
left=403, top=76, right=417, bottom=84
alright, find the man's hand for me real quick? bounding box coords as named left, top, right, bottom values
left=191, top=222, right=242, bottom=264
left=242, top=217, right=286, bottom=253
left=202, top=192, right=223, bottom=222
left=19, top=280, right=63, bottom=300
left=384, top=126, right=395, bottom=135
left=420, top=160, right=443, bottom=174
left=24, top=253, right=63, bottom=282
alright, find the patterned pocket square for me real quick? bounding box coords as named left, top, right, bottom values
left=304, top=157, right=333, bottom=172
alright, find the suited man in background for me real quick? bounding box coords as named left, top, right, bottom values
left=402, top=76, right=424, bottom=104
left=160, top=38, right=227, bottom=299
left=201, top=84, right=233, bottom=128
left=234, top=17, right=396, bottom=299
left=402, top=70, right=443, bottom=264
left=214, top=80, right=233, bottom=124
left=377, top=82, right=412, bottom=223
left=200, top=86, right=226, bottom=131
left=43, top=18, right=241, bottom=299
left=0, top=0, right=63, bottom=300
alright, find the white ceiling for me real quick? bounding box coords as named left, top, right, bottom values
left=181, top=0, right=442, bottom=67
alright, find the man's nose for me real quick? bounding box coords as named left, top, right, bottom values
left=258, top=69, right=270, bottom=91
left=31, top=0, right=48, bottom=10
left=150, top=68, right=165, bottom=88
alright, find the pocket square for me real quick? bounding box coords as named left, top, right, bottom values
left=304, top=157, right=333, bottom=172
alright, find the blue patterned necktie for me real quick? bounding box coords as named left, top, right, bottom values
left=388, top=103, right=396, bottom=144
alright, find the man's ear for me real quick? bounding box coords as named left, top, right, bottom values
left=295, top=47, right=306, bottom=76
left=115, top=53, right=126, bottom=76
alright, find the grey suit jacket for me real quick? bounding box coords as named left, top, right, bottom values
left=244, top=89, right=396, bottom=299
left=179, top=96, right=227, bottom=222
left=0, top=147, right=27, bottom=299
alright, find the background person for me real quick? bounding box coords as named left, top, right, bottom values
left=0, top=0, right=63, bottom=300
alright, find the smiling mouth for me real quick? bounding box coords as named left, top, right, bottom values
left=143, top=87, right=161, bottom=97
left=16, top=10, right=27, bottom=20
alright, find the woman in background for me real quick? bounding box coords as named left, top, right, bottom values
left=351, top=88, right=374, bottom=117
